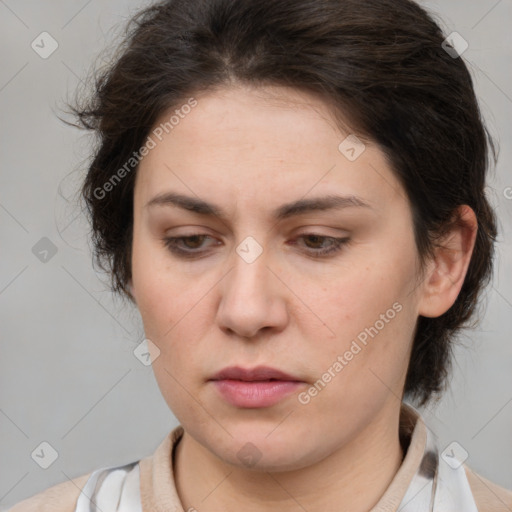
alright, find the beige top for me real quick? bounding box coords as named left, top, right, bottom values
left=8, top=403, right=512, bottom=511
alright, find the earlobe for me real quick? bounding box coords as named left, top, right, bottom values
left=418, top=205, right=478, bottom=318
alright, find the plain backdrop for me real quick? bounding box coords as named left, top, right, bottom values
left=1, top=0, right=511, bottom=508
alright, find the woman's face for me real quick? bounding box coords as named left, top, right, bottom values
left=130, top=84, right=426, bottom=471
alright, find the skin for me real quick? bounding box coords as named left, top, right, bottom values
left=129, top=83, right=477, bottom=512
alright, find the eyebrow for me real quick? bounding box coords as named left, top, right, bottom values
left=145, top=192, right=372, bottom=221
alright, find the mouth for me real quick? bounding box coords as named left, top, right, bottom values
left=209, top=365, right=305, bottom=408
left=209, top=365, right=303, bottom=382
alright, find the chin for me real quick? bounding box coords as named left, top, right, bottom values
left=208, top=426, right=321, bottom=473
left=219, top=445, right=319, bottom=473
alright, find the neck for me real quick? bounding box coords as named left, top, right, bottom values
left=173, top=403, right=405, bottom=512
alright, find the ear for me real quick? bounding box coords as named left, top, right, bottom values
left=417, top=205, right=478, bottom=318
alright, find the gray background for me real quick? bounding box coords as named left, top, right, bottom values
left=1, top=0, right=511, bottom=508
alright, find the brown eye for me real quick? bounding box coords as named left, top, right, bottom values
left=162, top=233, right=349, bottom=259
left=179, top=235, right=208, bottom=249
left=292, top=234, right=350, bottom=258
left=162, top=234, right=217, bottom=257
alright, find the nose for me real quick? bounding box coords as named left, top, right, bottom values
left=216, top=240, right=289, bottom=340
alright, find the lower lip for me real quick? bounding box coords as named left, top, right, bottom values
left=211, top=379, right=303, bottom=408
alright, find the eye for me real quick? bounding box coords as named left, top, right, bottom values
left=290, top=233, right=350, bottom=258
left=162, top=233, right=349, bottom=259
left=162, top=234, right=217, bottom=257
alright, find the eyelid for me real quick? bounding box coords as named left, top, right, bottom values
left=161, top=231, right=350, bottom=259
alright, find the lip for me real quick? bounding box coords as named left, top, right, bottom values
left=209, top=365, right=304, bottom=408
left=210, top=365, right=302, bottom=382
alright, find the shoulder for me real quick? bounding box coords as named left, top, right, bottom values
left=7, top=472, right=91, bottom=512
left=464, top=464, right=512, bottom=512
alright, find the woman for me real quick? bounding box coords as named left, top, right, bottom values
left=9, top=0, right=512, bottom=510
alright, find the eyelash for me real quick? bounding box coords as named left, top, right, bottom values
left=162, top=233, right=349, bottom=259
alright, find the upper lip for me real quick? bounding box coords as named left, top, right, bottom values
left=210, top=365, right=302, bottom=382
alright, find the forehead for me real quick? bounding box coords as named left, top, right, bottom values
left=157, top=85, right=344, bottom=158
left=134, top=84, right=403, bottom=216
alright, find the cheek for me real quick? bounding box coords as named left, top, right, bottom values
left=131, top=245, right=212, bottom=375
left=311, top=267, right=410, bottom=340
left=131, top=234, right=192, bottom=334
left=302, top=253, right=418, bottom=393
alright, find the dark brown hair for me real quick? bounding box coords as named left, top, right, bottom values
left=69, top=0, right=498, bottom=407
